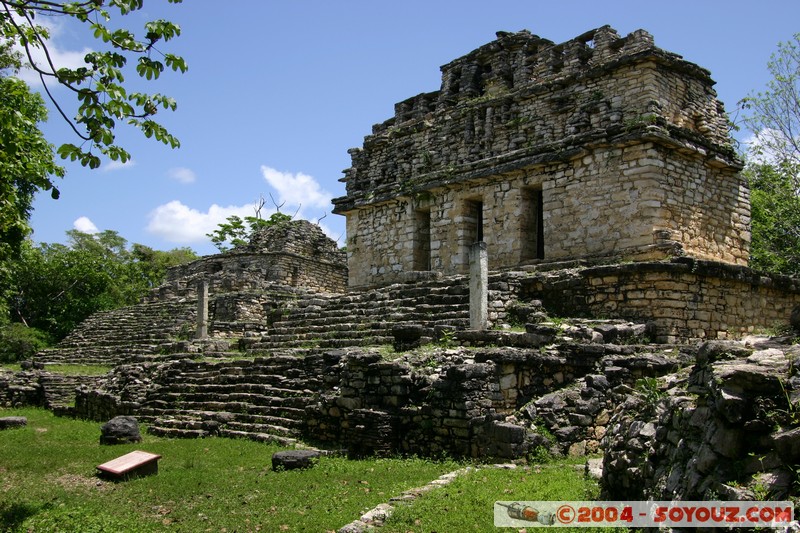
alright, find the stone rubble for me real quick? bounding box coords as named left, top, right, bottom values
left=602, top=337, right=800, bottom=502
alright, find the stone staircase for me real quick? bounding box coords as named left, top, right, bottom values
left=141, top=354, right=321, bottom=446
left=34, top=301, right=196, bottom=365
left=32, top=277, right=474, bottom=365
left=250, top=277, right=472, bottom=350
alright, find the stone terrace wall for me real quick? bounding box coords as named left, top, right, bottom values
left=520, top=258, right=800, bottom=342
left=305, top=333, right=684, bottom=459
left=333, top=26, right=746, bottom=288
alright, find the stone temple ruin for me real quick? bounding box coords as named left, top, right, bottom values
left=333, top=25, right=748, bottom=288
left=4, top=26, right=800, bottom=503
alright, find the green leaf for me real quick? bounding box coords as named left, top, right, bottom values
left=164, top=54, right=188, bottom=73
left=145, top=20, right=181, bottom=42
left=92, top=23, right=112, bottom=42
left=136, top=57, right=164, bottom=80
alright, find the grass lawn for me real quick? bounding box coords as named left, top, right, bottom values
left=0, top=407, right=613, bottom=532
left=0, top=364, right=113, bottom=376
left=382, top=462, right=614, bottom=532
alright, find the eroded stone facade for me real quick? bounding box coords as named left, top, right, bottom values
left=333, top=26, right=748, bottom=288
left=155, top=220, right=347, bottom=298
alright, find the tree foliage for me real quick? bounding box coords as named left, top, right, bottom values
left=3, top=230, right=197, bottom=341
left=207, top=212, right=293, bottom=253
left=741, top=33, right=800, bottom=277
left=741, top=33, right=800, bottom=177
left=0, top=75, right=64, bottom=261
left=746, top=162, right=800, bottom=277
left=0, top=0, right=186, bottom=172
left=0, top=322, right=52, bottom=363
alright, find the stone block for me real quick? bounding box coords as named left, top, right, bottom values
left=272, top=450, right=321, bottom=471
left=491, top=421, right=526, bottom=444
left=772, top=427, right=800, bottom=463
left=0, top=416, right=27, bottom=430
left=100, top=416, right=142, bottom=445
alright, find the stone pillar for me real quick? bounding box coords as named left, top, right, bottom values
left=469, top=241, right=488, bottom=330
left=196, top=279, right=208, bottom=339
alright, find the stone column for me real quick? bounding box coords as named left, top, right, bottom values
left=469, top=241, right=488, bottom=330
left=196, top=279, right=209, bottom=339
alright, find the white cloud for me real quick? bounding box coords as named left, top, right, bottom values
left=744, top=128, right=800, bottom=165
left=12, top=16, right=92, bottom=87
left=147, top=166, right=339, bottom=247
left=102, top=159, right=136, bottom=172
left=146, top=200, right=257, bottom=243
left=73, top=216, right=99, bottom=234
left=260, top=165, right=332, bottom=210
left=168, top=167, right=197, bottom=184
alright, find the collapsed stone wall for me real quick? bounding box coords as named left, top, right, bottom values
left=602, top=338, right=800, bottom=502
left=305, top=323, right=687, bottom=459
left=520, top=258, right=800, bottom=342
left=0, top=370, right=44, bottom=407
left=334, top=26, right=746, bottom=288
left=145, top=220, right=347, bottom=302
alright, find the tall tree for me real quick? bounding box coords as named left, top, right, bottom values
left=0, top=74, right=63, bottom=262
left=0, top=0, right=187, bottom=172
left=0, top=1, right=186, bottom=308
left=741, top=33, right=800, bottom=178
left=746, top=162, right=800, bottom=277
left=741, top=33, right=800, bottom=277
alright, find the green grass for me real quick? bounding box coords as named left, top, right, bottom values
left=0, top=408, right=460, bottom=532
left=0, top=408, right=617, bottom=532
left=382, top=461, right=614, bottom=533
left=43, top=364, right=114, bottom=376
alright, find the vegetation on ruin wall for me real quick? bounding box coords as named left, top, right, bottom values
left=0, top=408, right=596, bottom=532
left=207, top=211, right=293, bottom=252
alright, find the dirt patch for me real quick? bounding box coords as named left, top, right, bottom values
left=50, top=473, right=108, bottom=491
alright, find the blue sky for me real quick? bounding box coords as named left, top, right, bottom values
left=22, top=0, right=800, bottom=255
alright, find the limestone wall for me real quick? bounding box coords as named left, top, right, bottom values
left=306, top=349, right=533, bottom=458
left=155, top=252, right=347, bottom=298
left=333, top=26, right=745, bottom=288
left=522, top=259, right=800, bottom=342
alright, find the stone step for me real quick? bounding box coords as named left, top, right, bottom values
left=143, top=396, right=312, bottom=414
left=147, top=426, right=210, bottom=439
left=274, top=302, right=469, bottom=327
left=157, top=384, right=312, bottom=399
left=245, top=404, right=307, bottom=419
left=151, top=415, right=208, bottom=431
left=223, top=420, right=298, bottom=437
left=251, top=335, right=395, bottom=351
left=231, top=411, right=304, bottom=428
left=217, top=429, right=299, bottom=447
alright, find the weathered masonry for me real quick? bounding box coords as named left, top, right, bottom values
left=332, top=26, right=748, bottom=288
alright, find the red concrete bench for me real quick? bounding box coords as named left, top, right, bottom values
left=97, top=450, right=162, bottom=481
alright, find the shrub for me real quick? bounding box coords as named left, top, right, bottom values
left=0, top=323, right=52, bottom=363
